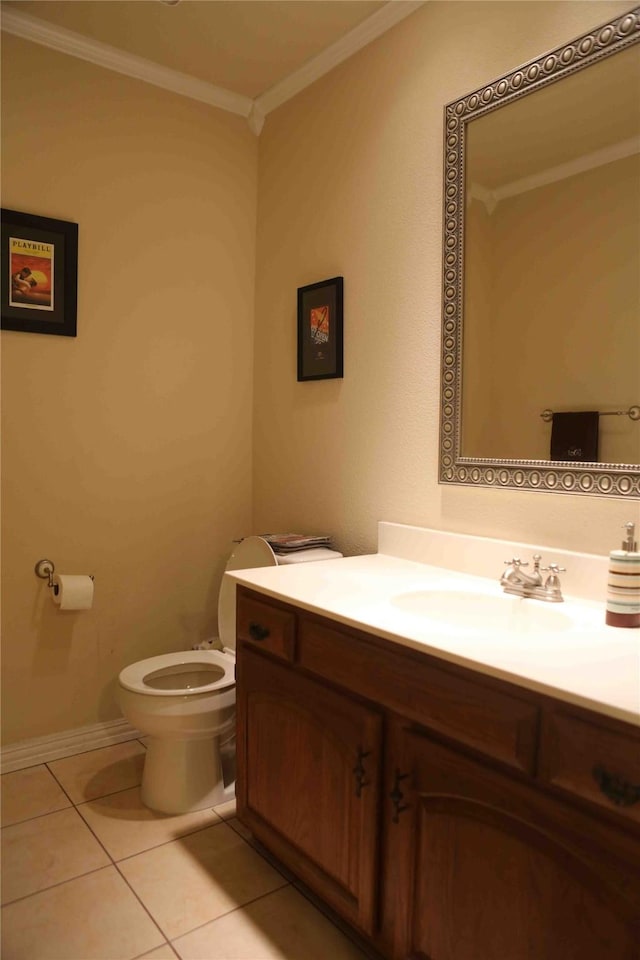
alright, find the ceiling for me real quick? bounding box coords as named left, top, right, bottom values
left=2, top=1, right=422, bottom=121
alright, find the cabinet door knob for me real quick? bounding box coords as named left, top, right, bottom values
left=390, top=769, right=410, bottom=823
left=353, top=747, right=371, bottom=798
left=248, top=622, right=270, bottom=642
left=593, top=765, right=640, bottom=807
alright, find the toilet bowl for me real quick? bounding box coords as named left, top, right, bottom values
left=118, top=650, right=236, bottom=813
left=117, top=536, right=341, bottom=814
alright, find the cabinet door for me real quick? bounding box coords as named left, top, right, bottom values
left=386, top=727, right=640, bottom=960
left=236, top=647, right=382, bottom=935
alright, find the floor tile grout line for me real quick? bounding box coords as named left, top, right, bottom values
left=0, top=861, right=119, bottom=909
left=43, top=761, right=78, bottom=808
left=96, top=812, right=292, bottom=946
left=1, top=776, right=155, bottom=829
left=103, top=812, right=235, bottom=865
left=45, top=760, right=149, bottom=808
left=130, top=944, right=175, bottom=960
left=61, top=794, right=268, bottom=946
left=112, top=857, right=182, bottom=945
left=72, top=798, right=126, bottom=865
left=62, top=789, right=227, bottom=874
left=1, top=801, right=74, bottom=830
left=1, top=801, right=118, bottom=864
left=164, top=877, right=293, bottom=948
left=1, top=810, right=277, bottom=920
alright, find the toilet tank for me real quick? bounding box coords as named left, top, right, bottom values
left=217, top=536, right=342, bottom=651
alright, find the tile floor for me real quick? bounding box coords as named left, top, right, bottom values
left=1, top=739, right=371, bottom=960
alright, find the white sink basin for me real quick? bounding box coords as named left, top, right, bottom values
left=391, top=589, right=572, bottom=633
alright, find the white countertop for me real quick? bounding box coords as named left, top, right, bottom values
left=226, top=525, right=640, bottom=727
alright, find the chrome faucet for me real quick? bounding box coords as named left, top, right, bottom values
left=500, top=554, right=565, bottom=602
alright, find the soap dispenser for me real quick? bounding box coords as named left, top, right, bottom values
left=605, top=521, right=640, bottom=628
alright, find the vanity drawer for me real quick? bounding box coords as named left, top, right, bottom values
left=297, top=616, right=539, bottom=773
left=236, top=589, right=296, bottom=661
left=538, top=710, right=640, bottom=828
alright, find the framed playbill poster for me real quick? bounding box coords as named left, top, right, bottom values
left=1, top=208, right=78, bottom=337
left=297, top=276, right=343, bottom=381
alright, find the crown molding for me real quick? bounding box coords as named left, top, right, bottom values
left=470, top=135, right=640, bottom=214
left=0, top=7, right=253, bottom=119
left=255, top=0, right=427, bottom=116
left=247, top=102, right=266, bottom=137
left=1, top=1, right=427, bottom=134
left=467, top=182, right=497, bottom=215
left=493, top=135, right=640, bottom=205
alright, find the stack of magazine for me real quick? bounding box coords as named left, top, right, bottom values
left=260, top=533, right=334, bottom=556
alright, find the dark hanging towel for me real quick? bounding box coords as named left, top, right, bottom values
left=550, top=411, right=599, bottom=462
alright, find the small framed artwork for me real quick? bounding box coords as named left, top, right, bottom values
left=297, top=276, right=343, bottom=381
left=1, top=208, right=78, bottom=337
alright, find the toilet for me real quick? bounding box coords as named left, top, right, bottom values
left=117, top=536, right=341, bottom=814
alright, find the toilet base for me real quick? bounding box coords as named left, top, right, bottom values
left=141, top=734, right=234, bottom=814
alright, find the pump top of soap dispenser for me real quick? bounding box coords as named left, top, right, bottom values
left=622, top=521, right=637, bottom=552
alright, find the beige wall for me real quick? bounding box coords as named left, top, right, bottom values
left=1, top=36, right=258, bottom=743
left=253, top=0, right=639, bottom=559
left=464, top=154, right=640, bottom=463
left=3, top=2, right=638, bottom=746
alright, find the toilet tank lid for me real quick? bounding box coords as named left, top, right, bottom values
left=276, top=546, right=343, bottom=563
left=218, top=537, right=279, bottom=650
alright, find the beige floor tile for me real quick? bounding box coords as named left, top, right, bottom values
left=213, top=796, right=237, bottom=820
left=1, top=764, right=72, bottom=826
left=77, top=786, right=221, bottom=860
left=1, top=807, right=110, bottom=904
left=172, top=885, right=370, bottom=960
left=136, top=946, right=178, bottom=959
left=1, top=866, right=164, bottom=960
left=47, top=740, right=146, bottom=803
left=119, top=821, right=288, bottom=940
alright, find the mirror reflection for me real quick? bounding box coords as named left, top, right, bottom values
left=461, top=43, right=640, bottom=466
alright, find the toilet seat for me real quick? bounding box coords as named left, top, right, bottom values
left=119, top=650, right=234, bottom=697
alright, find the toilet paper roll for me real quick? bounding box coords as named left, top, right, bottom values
left=52, top=574, right=94, bottom=610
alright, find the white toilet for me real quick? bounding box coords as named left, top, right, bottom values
left=117, top=536, right=341, bottom=814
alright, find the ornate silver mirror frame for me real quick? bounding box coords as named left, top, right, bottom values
left=439, top=6, right=640, bottom=498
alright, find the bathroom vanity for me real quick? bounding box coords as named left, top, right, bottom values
left=229, top=524, right=640, bottom=960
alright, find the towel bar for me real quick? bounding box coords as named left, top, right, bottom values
left=541, top=405, right=640, bottom=423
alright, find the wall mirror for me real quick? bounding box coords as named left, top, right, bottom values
left=439, top=7, right=640, bottom=498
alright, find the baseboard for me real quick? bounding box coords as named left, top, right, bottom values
left=1, top=718, right=142, bottom=774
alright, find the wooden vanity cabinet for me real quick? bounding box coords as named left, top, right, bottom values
left=384, top=720, right=640, bottom=960
left=235, top=587, right=640, bottom=960
left=235, top=639, right=382, bottom=935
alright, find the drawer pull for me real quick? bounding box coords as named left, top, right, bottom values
left=390, top=769, right=410, bottom=823
left=353, top=747, right=371, bottom=798
left=593, top=766, right=640, bottom=807
left=249, top=622, right=270, bottom=642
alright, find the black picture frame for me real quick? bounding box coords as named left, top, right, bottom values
left=297, top=276, right=343, bottom=381
left=1, top=208, right=78, bottom=337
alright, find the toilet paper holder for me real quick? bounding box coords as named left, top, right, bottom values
left=35, top=558, right=94, bottom=595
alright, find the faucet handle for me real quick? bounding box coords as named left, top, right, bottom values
left=541, top=561, right=566, bottom=601
left=505, top=557, right=528, bottom=568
